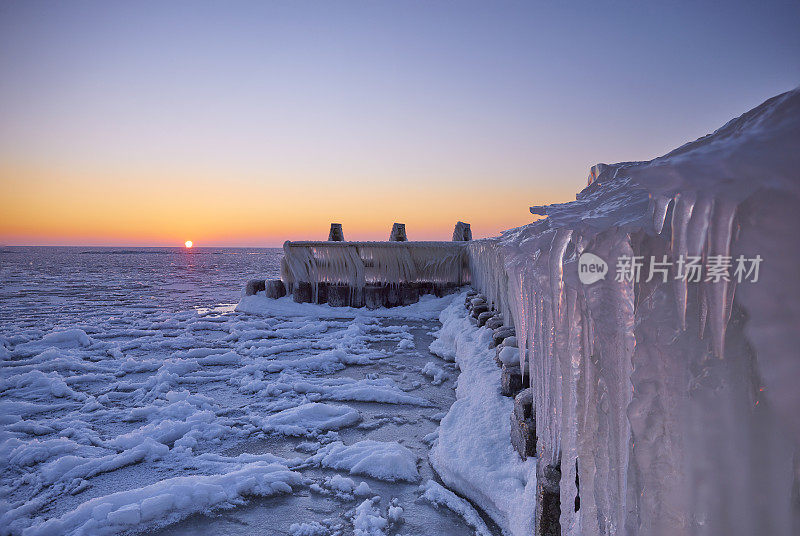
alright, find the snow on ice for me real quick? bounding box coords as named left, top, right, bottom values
left=418, top=480, right=492, bottom=536
left=0, top=292, right=474, bottom=535
left=307, top=440, right=420, bottom=482
left=429, top=297, right=537, bottom=536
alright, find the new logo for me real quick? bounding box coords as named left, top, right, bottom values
left=578, top=253, right=608, bottom=285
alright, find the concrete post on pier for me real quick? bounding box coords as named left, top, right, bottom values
left=315, top=283, right=329, bottom=305
left=292, top=282, right=313, bottom=303
left=245, top=279, right=266, bottom=296
left=327, top=284, right=351, bottom=307
left=386, top=285, right=402, bottom=307
left=510, top=388, right=536, bottom=460
left=452, top=221, right=472, bottom=241
left=328, top=223, right=345, bottom=241
left=389, top=223, right=407, bottom=241
left=265, top=279, right=286, bottom=299
left=363, top=284, right=387, bottom=309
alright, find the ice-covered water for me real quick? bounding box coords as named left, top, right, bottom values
left=0, top=247, right=283, bottom=329
left=0, top=247, right=493, bottom=535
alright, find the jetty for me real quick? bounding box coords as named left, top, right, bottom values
left=244, top=89, right=800, bottom=536
left=246, top=222, right=472, bottom=308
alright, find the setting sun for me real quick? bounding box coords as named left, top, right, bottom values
left=184, top=240, right=193, bottom=248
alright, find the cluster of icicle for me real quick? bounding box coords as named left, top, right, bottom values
left=281, top=241, right=469, bottom=301
left=468, top=88, right=800, bottom=536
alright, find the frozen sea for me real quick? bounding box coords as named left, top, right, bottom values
left=0, top=247, right=496, bottom=536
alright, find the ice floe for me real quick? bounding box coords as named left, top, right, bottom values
left=0, top=290, right=460, bottom=535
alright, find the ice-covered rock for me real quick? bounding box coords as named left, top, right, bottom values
left=352, top=498, right=388, bottom=536
left=289, top=520, right=329, bottom=536
left=421, top=361, right=448, bottom=385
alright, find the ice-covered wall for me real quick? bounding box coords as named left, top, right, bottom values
left=467, top=88, right=800, bottom=535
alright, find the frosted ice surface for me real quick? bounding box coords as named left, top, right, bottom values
left=257, top=403, right=362, bottom=436
left=0, top=283, right=475, bottom=535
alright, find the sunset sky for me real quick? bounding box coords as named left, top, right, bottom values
left=1, top=1, right=798, bottom=246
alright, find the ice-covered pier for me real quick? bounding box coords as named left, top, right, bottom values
left=247, top=222, right=473, bottom=308
left=245, top=88, right=800, bottom=536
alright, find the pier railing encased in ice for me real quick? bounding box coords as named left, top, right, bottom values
left=280, top=241, right=469, bottom=307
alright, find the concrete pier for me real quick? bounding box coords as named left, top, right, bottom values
left=327, top=284, right=351, bottom=307
left=292, top=281, right=312, bottom=303
left=510, top=388, right=536, bottom=460
left=245, top=279, right=265, bottom=296
left=363, top=284, right=387, bottom=309
left=536, top=462, right=562, bottom=536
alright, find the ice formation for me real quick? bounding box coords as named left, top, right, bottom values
left=20, top=463, right=303, bottom=536
left=307, top=440, right=420, bottom=482
left=352, top=497, right=389, bottom=536
left=3, top=87, right=797, bottom=536
left=257, top=402, right=361, bottom=436
left=463, top=88, right=800, bottom=535
left=289, top=520, right=329, bottom=536
left=281, top=241, right=469, bottom=302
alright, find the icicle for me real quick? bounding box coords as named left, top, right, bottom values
left=550, top=229, right=573, bottom=322
left=705, top=197, right=737, bottom=358
left=725, top=278, right=737, bottom=325
left=699, top=283, right=708, bottom=340
left=520, top=276, right=534, bottom=375
left=652, top=195, right=672, bottom=235
left=280, top=255, right=295, bottom=294
left=670, top=192, right=696, bottom=330
left=684, top=194, right=713, bottom=341
left=559, top=288, right=582, bottom=535
left=687, top=195, right=714, bottom=258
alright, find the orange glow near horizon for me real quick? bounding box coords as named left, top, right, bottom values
left=0, top=161, right=570, bottom=247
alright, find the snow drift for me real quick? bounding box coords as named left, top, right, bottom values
left=429, top=298, right=537, bottom=536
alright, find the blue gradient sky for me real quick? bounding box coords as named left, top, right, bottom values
left=1, top=1, right=798, bottom=246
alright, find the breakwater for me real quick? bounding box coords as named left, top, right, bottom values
left=248, top=235, right=470, bottom=308
left=246, top=88, right=800, bottom=536
left=464, top=88, right=800, bottom=536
